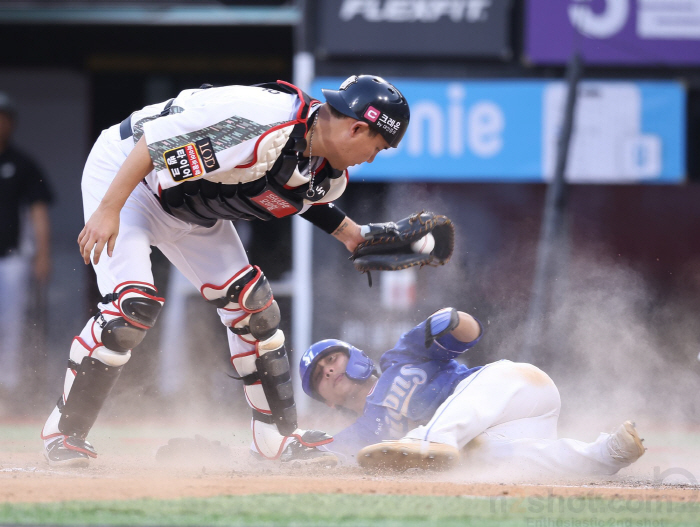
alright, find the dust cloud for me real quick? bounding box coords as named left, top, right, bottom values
left=313, top=181, right=700, bottom=485
left=484, top=252, right=700, bottom=484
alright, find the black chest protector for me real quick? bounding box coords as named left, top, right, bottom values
left=157, top=81, right=343, bottom=227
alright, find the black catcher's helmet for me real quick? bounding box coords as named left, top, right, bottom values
left=322, top=75, right=410, bottom=148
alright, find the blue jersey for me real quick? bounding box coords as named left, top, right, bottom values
left=323, top=317, right=482, bottom=463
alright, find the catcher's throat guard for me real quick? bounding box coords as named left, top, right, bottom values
left=351, top=211, right=455, bottom=286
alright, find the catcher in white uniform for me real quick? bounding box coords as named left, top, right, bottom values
left=298, top=308, right=646, bottom=477
left=41, top=75, right=412, bottom=467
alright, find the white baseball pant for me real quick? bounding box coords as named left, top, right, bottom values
left=405, top=360, right=627, bottom=477
left=44, top=124, right=285, bottom=456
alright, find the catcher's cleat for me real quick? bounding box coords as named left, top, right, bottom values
left=279, top=441, right=338, bottom=467
left=249, top=432, right=338, bottom=467
left=249, top=445, right=338, bottom=467
left=358, top=438, right=459, bottom=472
left=43, top=436, right=97, bottom=468
left=607, top=421, right=646, bottom=464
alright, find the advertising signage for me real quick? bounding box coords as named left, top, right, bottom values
left=525, top=0, right=700, bottom=65
left=316, top=0, right=512, bottom=58
left=312, top=78, right=685, bottom=184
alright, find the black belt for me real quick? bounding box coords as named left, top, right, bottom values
left=119, top=98, right=175, bottom=141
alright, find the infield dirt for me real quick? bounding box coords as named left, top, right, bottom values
left=1, top=441, right=698, bottom=505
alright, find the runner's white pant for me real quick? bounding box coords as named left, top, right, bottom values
left=405, top=360, right=626, bottom=477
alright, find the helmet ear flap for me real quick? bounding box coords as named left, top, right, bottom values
left=344, top=347, right=374, bottom=382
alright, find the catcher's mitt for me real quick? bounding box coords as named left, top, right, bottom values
left=351, top=211, right=454, bottom=282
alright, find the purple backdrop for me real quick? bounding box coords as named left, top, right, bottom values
left=525, top=0, right=700, bottom=65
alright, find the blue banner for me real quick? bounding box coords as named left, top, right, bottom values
left=312, top=78, right=685, bottom=184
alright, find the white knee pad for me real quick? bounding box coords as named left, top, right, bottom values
left=70, top=328, right=132, bottom=369
left=92, top=344, right=132, bottom=368
left=63, top=327, right=132, bottom=399
left=205, top=266, right=280, bottom=342
left=201, top=265, right=272, bottom=312
left=258, top=329, right=285, bottom=355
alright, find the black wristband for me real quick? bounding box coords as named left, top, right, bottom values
left=300, top=203, right=347, bottom=234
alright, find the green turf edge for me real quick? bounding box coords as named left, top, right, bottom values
left=1, top=493, right=698, bottom=527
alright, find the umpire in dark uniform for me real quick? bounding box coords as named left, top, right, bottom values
left=0, top=91, right=53, bottom=395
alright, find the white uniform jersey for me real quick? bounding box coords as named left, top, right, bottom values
left=122, top=85, right=347, bottom=210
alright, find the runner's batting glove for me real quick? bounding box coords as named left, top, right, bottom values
left=425, top=307, right=460, bottom=348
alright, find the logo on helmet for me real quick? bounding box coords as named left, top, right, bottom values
left=377, top=114, right=402, bottom=135
left=364, top=106, right=381, bottom=123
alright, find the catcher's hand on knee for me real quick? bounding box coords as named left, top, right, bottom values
left=78, top=206, right=121, bottom=265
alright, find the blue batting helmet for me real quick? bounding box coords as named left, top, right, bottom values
left=299, top=339, right=375, bottom=401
